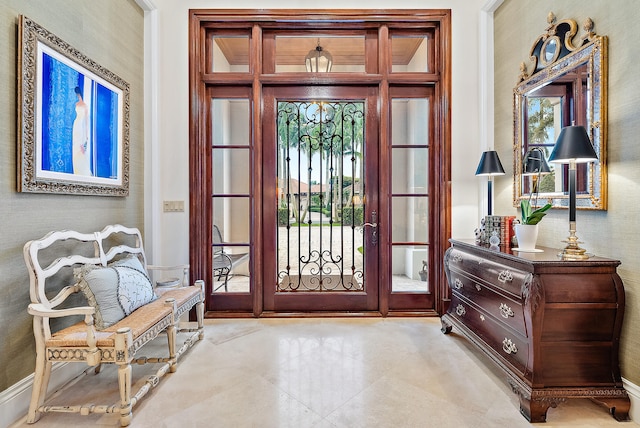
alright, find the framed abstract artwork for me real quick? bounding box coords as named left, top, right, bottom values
left=17, top=15, right=130, bottom=196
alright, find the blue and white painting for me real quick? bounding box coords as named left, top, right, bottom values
left=36, top=43, right=123, bottom=185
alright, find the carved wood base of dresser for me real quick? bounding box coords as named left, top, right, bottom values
left=441, top=309, right=630, bottom=423
left=506, top=369, right=630, bottom=422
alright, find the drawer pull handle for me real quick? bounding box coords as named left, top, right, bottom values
left=454, top=278, right=463, bottom=290
left=499, top=303, right=514, bottom=318
left=455, top=304, right=466, bottom=317
left=480, top=314, right=485, bottom=322
left=502, top=338, right=518, bottom=355
left=475, top=284, right=482, bottom=292
left=498, top=270, right=513, bottom=283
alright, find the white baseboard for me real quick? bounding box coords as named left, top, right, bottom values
left=623, top=377, right=640, bottom=422
left=0, top=362, right=85, bottom=428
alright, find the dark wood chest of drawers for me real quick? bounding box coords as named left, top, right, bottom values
left=441, top=239, right=629, bottom=422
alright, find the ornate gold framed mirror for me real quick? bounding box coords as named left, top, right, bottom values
left=513, top=12, right=607, bottom=210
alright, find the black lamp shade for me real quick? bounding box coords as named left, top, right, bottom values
left=548, top=126, right=598, bottom=164
left=522, top=148, right=551, bottom=175
left=475, top=150, right=506, bottom=176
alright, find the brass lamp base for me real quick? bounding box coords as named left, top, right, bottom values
left=558, top=224, right=591, bottom=260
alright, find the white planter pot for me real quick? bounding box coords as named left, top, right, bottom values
left=514, top=223, right=539, bottom=252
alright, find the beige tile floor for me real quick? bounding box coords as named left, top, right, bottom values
left=11, top=318, right=638, bottom=428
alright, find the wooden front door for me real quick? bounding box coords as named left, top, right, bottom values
left=262, top=86, right=379, bottom=312
left=189, top=10, right=451, bottom=317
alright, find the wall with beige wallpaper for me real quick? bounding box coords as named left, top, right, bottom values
left=0, top=0, right=144, bottom=392
left=494, top=0, right=640, bottom=385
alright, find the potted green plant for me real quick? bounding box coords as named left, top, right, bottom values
left=520, top=199, right=552, bottom=225
left=515, top=147, right=553, bottom=251
left=515, top=199, right=551, bottom=251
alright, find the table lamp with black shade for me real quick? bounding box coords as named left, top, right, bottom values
left=548, top=125, right=598, bottom=259
left=523, top=147, right=551, bottom=176
left=475, top=150, right=505, bottom=216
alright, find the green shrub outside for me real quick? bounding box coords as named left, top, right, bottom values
left=278, top=208, right=289, bottom=226
left=341, top=206, right=364, bottom=226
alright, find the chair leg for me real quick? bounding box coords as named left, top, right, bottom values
left=27, top=349, right=51, bottom=423
left=166, top=323, right=177, bottom=372
left=28, top=318, right=51, bottom=424
left=164, top=298, right=178, bottom=373
left=196, top=300, right=205, bottom=339
left=213, top=268, right=227, bottom=292
left=195, top=280, right=205, bottom=340
left=117, top=363, right=132, bottom=427
left=213, top=267, right=231, bottom=292
left=115, top=328, right=133, bottom=427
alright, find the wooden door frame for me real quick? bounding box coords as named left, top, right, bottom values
left=188, top=9, right=451, bottom=317
left=384, top=85, right=438, bottom=315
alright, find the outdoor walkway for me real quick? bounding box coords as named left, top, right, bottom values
left=214, top=224, right=428, bottom=293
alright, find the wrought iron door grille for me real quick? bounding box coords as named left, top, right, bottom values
left=276, top=101, right=365, bottom=292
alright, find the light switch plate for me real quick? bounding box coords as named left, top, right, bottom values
left=163, top=200, right=184, bottom=212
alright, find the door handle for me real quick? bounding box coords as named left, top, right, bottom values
left=362, top=211, right=378, bottom=246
